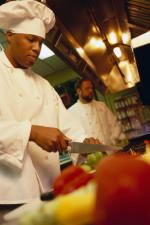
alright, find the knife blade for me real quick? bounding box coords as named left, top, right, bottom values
left=68, top=142, right=122, bottom=154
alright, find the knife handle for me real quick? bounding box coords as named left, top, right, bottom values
left=40, top=191, right=54, bottom=201
left=59, top=145, right=71, bottom=155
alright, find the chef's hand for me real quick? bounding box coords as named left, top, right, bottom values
left=83, top=137, right=101, bottom=144
left=77, top=137, right=101, bottom=159
left=29, top=125, right=71, bottom=152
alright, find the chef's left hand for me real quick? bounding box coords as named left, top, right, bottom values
left=83, top=137, right=100, bottom=144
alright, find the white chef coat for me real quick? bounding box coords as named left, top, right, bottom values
left=0, top=51, right=86, bottom=204
left=68, top=99, right=125, bottom=145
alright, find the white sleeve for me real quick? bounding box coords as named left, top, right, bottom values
left=0, top=120, right=31, bottom=170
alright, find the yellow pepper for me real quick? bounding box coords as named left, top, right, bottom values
left=55, top=192, right=95, bottom=225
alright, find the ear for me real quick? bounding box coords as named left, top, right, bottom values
left=76, top=88, right=81, bottom=96
left=6, top=31, right=14, bottom=43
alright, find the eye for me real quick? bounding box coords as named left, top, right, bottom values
left=27, top=36, right=34, bottom=42
left=39, top=42, right=43, bottom=48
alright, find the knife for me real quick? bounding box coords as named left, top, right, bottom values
left=68, top=142, right=122, bottom=154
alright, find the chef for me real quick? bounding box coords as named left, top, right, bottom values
left=0, top=0, right=99, bottom=206
left=68, top=78, right=126, bottom=145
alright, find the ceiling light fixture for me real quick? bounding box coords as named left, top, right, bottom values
left=38, top=43, right=55, bottom=60
left=113, top=47, right=122, bottom=58
left=76, top=47, right=85, bottom=57
left=108, top=32, right=118, bottom=44
left=76, top=46, right=96, bottom=71
left=122, top=32, right=130, bottom=44
left=88, top=37, right=106, bottom=49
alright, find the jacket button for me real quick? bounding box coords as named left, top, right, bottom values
left=19, top=93, right=23, bottom=97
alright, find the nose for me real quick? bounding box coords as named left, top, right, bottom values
left=89, top=88, right=93, bottom=93
left=88, top=89, right=94, bottom=96
left=32, top=41, right=41, bottom=54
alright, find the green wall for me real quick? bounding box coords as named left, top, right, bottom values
left=46, top=68, right=79, bottom=86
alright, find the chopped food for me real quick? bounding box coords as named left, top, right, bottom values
left=81, top=151, right=106, bottom=171
left=20, top=182, right=96, bottom=225
left=53, top=165, right=94, bottom=196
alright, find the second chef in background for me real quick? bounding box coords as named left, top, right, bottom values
left=68, top=78, right=126, bottom=146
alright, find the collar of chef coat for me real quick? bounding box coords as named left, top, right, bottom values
left=78, top=99, right=93, bottom=104
left=0, top=50, right=14, bottom=68
left=78, top=99, right=95, bottom=107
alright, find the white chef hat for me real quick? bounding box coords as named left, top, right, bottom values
left=0, top=0, right=55, bottom=39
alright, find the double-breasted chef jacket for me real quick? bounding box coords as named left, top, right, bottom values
left=0, top=51, right=86, bottom=204
left=68, top=99, right=125, bottom=145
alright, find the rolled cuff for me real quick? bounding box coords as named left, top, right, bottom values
left=0, top=120, right=31, bottom=170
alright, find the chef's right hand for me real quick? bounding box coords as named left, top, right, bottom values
left=29, top=125, right=70, bottom=153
